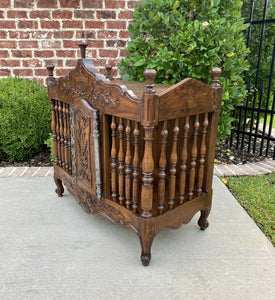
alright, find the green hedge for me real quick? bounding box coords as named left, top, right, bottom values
left=0, top=77, right=51, bottom=161
left=119, top=0, right=250, bottom=140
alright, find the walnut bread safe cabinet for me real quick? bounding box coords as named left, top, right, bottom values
left=47, top=43, right=222, bottom=266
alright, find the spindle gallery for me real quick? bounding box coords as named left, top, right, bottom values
left=47, top=43, right=222, bottom=266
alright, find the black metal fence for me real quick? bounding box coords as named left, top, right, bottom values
left=229, top=0, right=275, bottom=159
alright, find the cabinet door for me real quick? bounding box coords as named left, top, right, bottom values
left=72, top=99, right=98, bottom=195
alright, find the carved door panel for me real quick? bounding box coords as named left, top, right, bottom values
left=72, top=99, right=98, bottom=195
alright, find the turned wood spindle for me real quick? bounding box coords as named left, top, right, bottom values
left=62, top=103, right=68, bottom=170
left=79, top=42, right=88, bottom=59
left=125, top=120, right=132, bottom=210
left=188, top=115, right=200, bottom=200
left=58, top=101, right=64, bottom=168
left=132, top=122, right=140, bottom=214
left=105, top=64, right=113, bottom=80
left=158, top=121, right=168, bottom=215
left=118, top=118, right=125, bottom=206
left=55, top=100, right=60, bottom=166
left=50, top=99, right=58, bottom=166
left=141, top=126, right=154, bottom=218
left=197, top=113, right=209, bottom=196
left=65, top=104, right=70, bottom=173
left=67, top=104, right=72, bottom=175
left=178, top=116, right=190, bottom=205
left=63, top=103, right=68, bottom=171
left=111, top=116, right=118, bottom=202
left=46, top=64, right=59, bottom=167
left=140, top=69, right=157, bottom=218
left=168, top=118, right=179, bottom=210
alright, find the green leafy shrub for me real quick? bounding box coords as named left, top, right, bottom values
left=44, top=133, right=54, bottom=161
left=0, top=77, right=51, bottom=161
left=119, top=0, right=250, bottom=140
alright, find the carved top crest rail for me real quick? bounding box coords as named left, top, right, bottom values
left=47, top=43, right=222, bottom=125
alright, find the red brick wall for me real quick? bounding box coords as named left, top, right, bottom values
left=0, top=0, right=139, bottom=84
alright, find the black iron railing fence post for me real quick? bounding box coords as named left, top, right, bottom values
left=230, top=0, right=275, bottom=159
left=264, top=40, right=275, bottom=156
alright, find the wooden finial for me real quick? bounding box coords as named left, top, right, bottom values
left=211, top=67, right=222, bottom=86
left=144, top=69, right=157, bottom=92
left=105, top=64, right=113, bottom=80
left=47, top=64, right=54, bottom=77
left=79, top=42, right=88, bottom=58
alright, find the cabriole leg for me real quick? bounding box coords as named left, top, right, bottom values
left=198, top=209, right=210, bottom=230
left=138, top=230, right=155, bottom=266
left=54, top=175, right=64, bottom=197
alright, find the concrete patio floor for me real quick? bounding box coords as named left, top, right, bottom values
left=0, top=176, right=274, bottom=300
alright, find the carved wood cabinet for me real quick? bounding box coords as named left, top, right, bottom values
left=46, top=43, right=222, bottom=266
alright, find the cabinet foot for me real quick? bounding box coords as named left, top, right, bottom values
left=54, top=176, right=64, bottom=197
left=198, top=209, right=210, bottom=230
left=141, top=254, right=151, bottom=266
left=138, top=231, right=154, bottom=266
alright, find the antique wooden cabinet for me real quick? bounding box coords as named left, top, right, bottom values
left=46, top=43, right=222, bottom=266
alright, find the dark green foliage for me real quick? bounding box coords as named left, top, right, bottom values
left=0, top=77, right=51, bottom=161
left=44, top=133, right=54, bottom=161
left=119, top=0, right=250, bottom=140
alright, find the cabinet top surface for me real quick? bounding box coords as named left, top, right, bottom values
left=113, top=78, right=171, bottom=98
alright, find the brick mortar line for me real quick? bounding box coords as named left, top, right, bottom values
left=7, top=4, right=135, bottom=10
left=244, top=163, right=262, bottom=174
left=20, top=167, right=29, bottom=176
left=257, top=161, right=275, bottom=170
left=214, top=165, right=224, bottom=176
left=7, top=167, right=16, bottom=176
left=31, top=166, right=41, bottom=177
left=0, top=1, right=137, bottom=83
left=45, top=167, right=53, bottom=177
left=248, top=163, right=272, bottom=173
left=232, top=164, right=249, bottom=175
left=223, top=164, right=237, bottom=176
left=1, top=21, right=132, bottom=31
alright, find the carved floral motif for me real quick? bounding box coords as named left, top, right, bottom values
left=75, top=112, right=91, bottom=184
left=90, top=85, right=120, bottom=108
